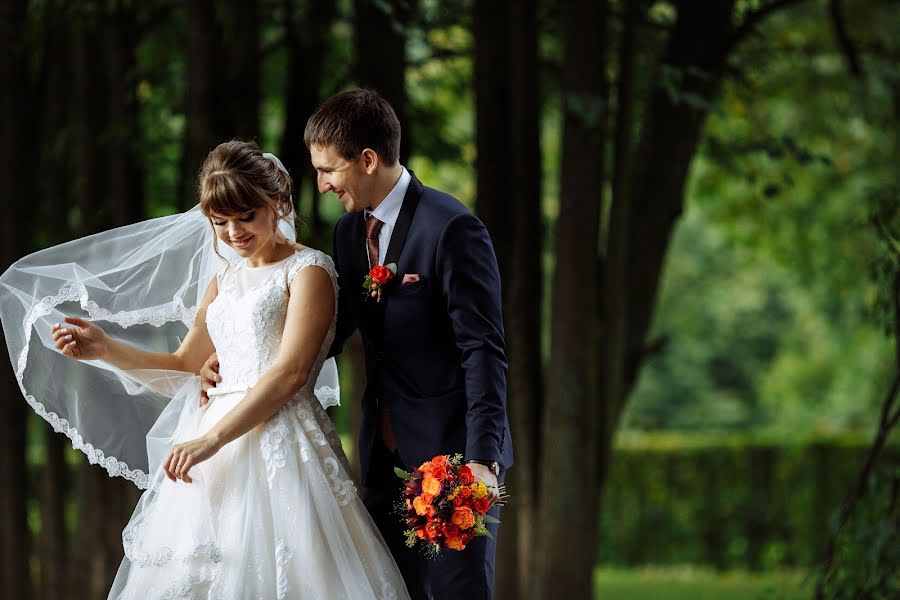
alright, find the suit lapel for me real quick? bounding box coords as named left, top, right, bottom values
left=384, top=172, right=424, bottom=269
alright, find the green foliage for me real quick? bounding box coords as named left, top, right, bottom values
left=593, top=566, right=811, bottom=600
left=625, top=0, right=899, bottom=433
left=818, top=465, right=900, bottom=599
left=600, top=433, right=900, bottom=570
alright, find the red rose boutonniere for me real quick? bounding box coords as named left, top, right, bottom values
left=363, top=262, right=397, bottom=302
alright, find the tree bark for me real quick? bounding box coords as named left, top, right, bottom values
left=281, top=0, right=336, bottom=246
left=353, top=0, right=415, bottom=164
left=472, top=4, right=546, bottom=595
left=534, top=0, right=607, bottom=598
left=623, top=0, right=736, bottom=399
left=35, top=11, right=73, bottom=599
left=0, top=3, right=36, bottom=598
left=180, top=0, right=225, bottom=207
left=222, top=0, right=261, bottom=139
left=106, top=1, right=144, bottom=225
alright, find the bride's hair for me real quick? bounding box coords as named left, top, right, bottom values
left=197, top=140, right=301, bottom=256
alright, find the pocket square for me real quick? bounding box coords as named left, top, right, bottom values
left=402, top=273, right=422, bottom=285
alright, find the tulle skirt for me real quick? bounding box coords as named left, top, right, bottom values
left=108, top=380, right=409, bottom=600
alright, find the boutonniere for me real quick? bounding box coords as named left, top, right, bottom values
left=363, top=263, right=397, bottom=302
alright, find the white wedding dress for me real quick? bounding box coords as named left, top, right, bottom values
left=108, top=247, right=408, bottom=600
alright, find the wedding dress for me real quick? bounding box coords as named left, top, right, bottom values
left=107, top=248, right=408, bottom=599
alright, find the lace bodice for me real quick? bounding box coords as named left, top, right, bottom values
left=205, top=248, right=338, bottom=399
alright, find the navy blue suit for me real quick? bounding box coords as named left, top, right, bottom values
left=329, top=173, right=513, bottom=599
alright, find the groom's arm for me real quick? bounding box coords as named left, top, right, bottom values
left=436, top=212, right=508, bottom=465
left=328, top=216, right=357, bottom=358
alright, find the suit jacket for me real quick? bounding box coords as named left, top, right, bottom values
left=329, top=173, right=514, bottom=485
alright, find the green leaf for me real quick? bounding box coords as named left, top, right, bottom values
left=479, top=529, right=495, bottom=540
left=394, top=467, right=414, bottom=481
left=483, top=514, right=501, bottom=524
left=386, top=262, right=398, bottom=274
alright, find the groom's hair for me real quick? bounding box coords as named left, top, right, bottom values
left=304, top=89, right=401, bottom=166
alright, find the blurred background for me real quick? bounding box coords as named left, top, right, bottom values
left=1, top=0, right=898, bottom=598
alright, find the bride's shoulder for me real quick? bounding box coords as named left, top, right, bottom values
left=285, top=246, right=337, bottom=283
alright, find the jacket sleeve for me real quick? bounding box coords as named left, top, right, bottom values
left=435, top=212, right=508, bottom=464
left=327, top=217, right=357, bottom=358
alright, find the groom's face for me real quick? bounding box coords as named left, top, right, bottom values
left=310, top=144, right=370, bottom=213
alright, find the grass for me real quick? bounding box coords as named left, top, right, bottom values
left=594, top=566, right=814, bottom=600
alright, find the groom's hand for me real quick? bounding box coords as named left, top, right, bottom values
left=466, top=462, right=500, bottom=505
left=199, top=353, right=220, bottom=406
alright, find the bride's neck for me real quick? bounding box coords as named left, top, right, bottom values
left=246, top=240, right=295, bottom=268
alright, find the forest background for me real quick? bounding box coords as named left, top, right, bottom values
left=1, top=0, right=898, bottom=598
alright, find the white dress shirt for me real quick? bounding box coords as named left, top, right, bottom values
left=365, top=166, right=411, bottom=267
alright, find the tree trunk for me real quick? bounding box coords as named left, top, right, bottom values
left=534, top=0, right=607, bottom=598
left=106, top=1, right=144, bottom=224
left=472, top=1, right=544, bottom=598
left=222, top=0, right=260, bottom=140
left=72, top=9, right=111, bottom=234
left=353, top=0, right=414, bottom=164
left=595, top=0, right=640, bottom=512
left=623, top=0, right=735, bottom=397
left=180, top=0, right=224, bottom=207
left=0, top=1, right=36, bottom=597
left=36, top=12, right=73, bottom=599
left=281, top=0, right=336, bottom=245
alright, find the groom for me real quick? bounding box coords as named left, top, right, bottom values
left=306, top=89, right=513, bottom=599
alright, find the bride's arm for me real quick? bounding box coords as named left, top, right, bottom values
left=164, top=265, right=334, bottom=482
left=51, top=277, right=218, bottom=374
left=207, top=266, right=334, bottom=445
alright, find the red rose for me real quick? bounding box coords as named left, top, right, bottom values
left=474, top=498, right=490, bottom=515
left=431, top=465, right=449, bottom=482
left=369, top=265, right=393, bottom=284
left=453, top=497, right=464, bottom=507
left=458, top=466, right=475, bottom=485
left=459, top=486, right=472, bottom=498
left=441, top=523, right=459, bottom=539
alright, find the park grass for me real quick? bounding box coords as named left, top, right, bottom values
left=594, top=566, right=814, bottom=600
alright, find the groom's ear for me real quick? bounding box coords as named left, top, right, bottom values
left=361, top=148, right=379, bottom=174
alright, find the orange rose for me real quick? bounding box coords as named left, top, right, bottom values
left=432, top=465, right=449, bottom=481
left=422, top=476, right=442, bottom=496
left=425, top=522, right=442, bottom=541
left=453, top=497, right=464, bottom=507
left=425, top=504, right=437, bottom=518
left=416, top=529, right=427, bottom=539
left=421, top=493, right=434, bottom=505
left=419, top=461, right=434, bottom=474
left=459, top=486, right=472, bottom=498
left=451, top=506, right=476, bottom=530
left=413, top=495, right=429, bottom=516
left=432, top=455, right=448, bottom=467
left=445, top=536, right=466, bottom=551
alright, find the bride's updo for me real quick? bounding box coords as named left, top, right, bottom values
left=197, top=140, right=296, bottom=242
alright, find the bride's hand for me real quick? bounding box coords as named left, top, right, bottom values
left=163, top=434, right=222, bottom=483
left=51, top=316, right=109, bottom=360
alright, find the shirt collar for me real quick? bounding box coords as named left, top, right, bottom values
left=367, top=166, right=410, bottom=229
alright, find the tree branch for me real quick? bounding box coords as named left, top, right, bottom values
left=829, top=0, right=863, bottom=77
left=731, top=0, right=808, bottom=48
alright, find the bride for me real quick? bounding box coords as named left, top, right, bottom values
left=1, top=140, right=409, bottom=599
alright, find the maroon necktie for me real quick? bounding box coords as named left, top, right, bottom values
left=365, top=214, right=383, bottom=268
left=365, top=214, right=396, bottom=451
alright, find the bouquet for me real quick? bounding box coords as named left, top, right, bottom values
left=395, top=453, right=506, bottom=554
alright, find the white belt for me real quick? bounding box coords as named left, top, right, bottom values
left=206, top=384, right=252, bottom=398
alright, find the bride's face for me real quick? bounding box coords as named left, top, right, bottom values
left=209, top=208, right=277, bottom=257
